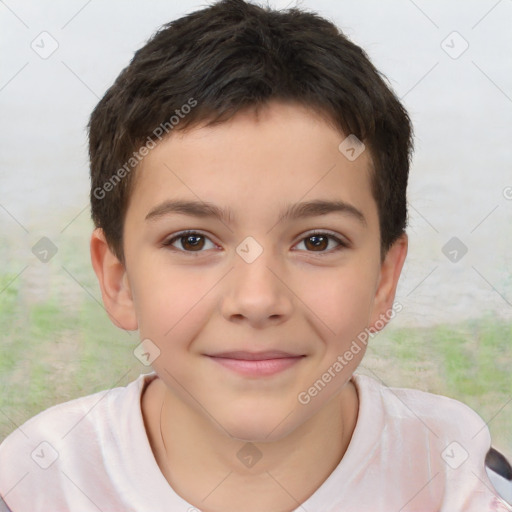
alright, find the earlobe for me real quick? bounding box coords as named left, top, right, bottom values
left=90, top=228, right=138, bottom=331
left=369, top=233, right=408, bottom=332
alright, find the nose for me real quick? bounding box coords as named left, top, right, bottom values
left=220, top=245, right=294, bottom=328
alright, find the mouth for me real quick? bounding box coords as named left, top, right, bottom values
left=206, top=351, right=305, bottom=377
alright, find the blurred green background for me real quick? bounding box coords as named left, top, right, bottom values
left=0, top=213, right=511, bottom=463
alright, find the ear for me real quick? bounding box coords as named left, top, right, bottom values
left=368, top=233, right=408, bottom=332
left=90, top=228, right=138, bottom=331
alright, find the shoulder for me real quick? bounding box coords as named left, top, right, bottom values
left=350, top=373, right=512, bottom=510
left=1, top=373, right=150, bottom=448
left=352, top=372, right=488, bottom=441
left=0, top=373, right=156, bottom=510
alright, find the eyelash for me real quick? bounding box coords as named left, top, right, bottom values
left=162, top=230, right=349, bottom=256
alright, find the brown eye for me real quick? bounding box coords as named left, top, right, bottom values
left=295, top=232, right=348, bottom=255
left=180, top=234, right=205, bottom=251
left=304, top=234, right=329, bottom=251
left=163, top=231, right=215, bottom=253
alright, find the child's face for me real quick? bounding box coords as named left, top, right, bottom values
left=96, top=101, right=406, bottom=441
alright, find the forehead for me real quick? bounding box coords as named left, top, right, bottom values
left=127, top=101, right=377, bottom=229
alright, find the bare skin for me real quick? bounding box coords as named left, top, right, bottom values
left=141, top=374, right=358, bottom=511
left=91, top=100, right=407, bottom=511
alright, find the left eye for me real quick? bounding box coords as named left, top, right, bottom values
left=294, top=232, right=347, bottom=254
left=162, top=231, right=347, bottom=254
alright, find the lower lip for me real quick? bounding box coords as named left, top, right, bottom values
left=208, top=356, right=303, bottom=377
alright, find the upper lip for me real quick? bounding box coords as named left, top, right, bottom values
left=207, top=351, right=304, bottom=360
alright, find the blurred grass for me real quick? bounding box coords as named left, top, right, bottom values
left=0, top=263, right=510, bottom=461
left=0, top=266, right=145, bottom=439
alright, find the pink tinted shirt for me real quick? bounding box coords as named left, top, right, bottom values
left=0, top=372, right=510, bottom=511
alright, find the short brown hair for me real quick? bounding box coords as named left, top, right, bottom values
left=88, top=0, right=413, bottom=264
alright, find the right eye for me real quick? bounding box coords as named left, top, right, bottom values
left=162, top=230, right=218, bottom=253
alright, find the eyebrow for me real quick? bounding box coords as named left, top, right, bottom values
left=145, top=199, right=367, bottom=226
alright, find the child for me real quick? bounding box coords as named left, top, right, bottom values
left=1, top=0, right=510, bottom=510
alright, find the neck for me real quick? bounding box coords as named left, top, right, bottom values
left=142, top=377, right=358, bottom=512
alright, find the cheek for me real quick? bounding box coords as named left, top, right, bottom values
left=298, top=266, right=377, bottom=338
left=131, top=263, right=214, bottom=343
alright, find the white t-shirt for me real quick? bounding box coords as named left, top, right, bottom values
left=0, top=372, right=510, bottom=512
